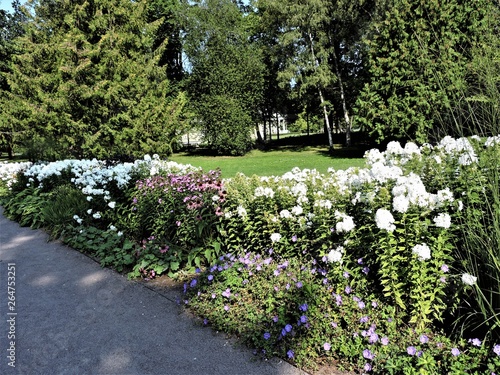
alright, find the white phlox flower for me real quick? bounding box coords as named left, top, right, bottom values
left=315, top=199, right=332, bottom=210
left=334, top=211, right=355, bottom=232
left=327, top=246, right=344, bottom=263
left=433, top=213, right=451, bottom=229
left=237, top=205, right=247, bottom=218
left=280, top=209, right=292, bottom=219
left=270, top=233, right=282, bottom=243
left=462, top=273, right=477, bottom=286
left=375, top=209, right=396, bottom=232
left=392, top=195, right=410, bottom=213
left=412, top=243, right=431, bottom=261
left=254, top=186, right=275, bottom=199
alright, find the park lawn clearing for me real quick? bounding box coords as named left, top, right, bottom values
left=169, top=146, right=366, bottom=178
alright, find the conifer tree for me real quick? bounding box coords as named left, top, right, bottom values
left=4, top=0, right=187, bottom=160
left=354, top=0, right=493, bottom=144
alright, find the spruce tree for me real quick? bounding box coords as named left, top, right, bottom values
left=354, top=0, right=493, bottom=144
left=5, top=0, right=187, bottom=160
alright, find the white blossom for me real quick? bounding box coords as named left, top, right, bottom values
left=291, top=205, right=303, bottom=216
left=327, top=246, right=344, bottom=263
left=462, top=273, right=477, bottom=286
left=270, top=233, right=282, bottom=243
left=433, top=213, right=451, bottom=229
left=392, top=195, right=410, bottom=213
left=280, top=210, right=292, bottom=219
left=375, top=209, right=396, bottom=232
left=412, top=243, right=431, bottom=261
left=237, top=205, right=247, bottom=218
left=334, top=211, right=355, bottom=232
left=254, top=186, right=275, bottom=199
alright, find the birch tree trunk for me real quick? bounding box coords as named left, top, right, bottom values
left=308, top=31, right=333, bottom=150
left=332, top=44, right=351, bottom=146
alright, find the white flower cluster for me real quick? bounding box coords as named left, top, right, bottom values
left=254, top=186, right=275, bottom=199
left=462, top=273, right=477, bottom=286
left=0, top=161, right=32, bottom=188
left=375, top=209, right=396, bottom=232
left=437, top=136, right=478, bottom=166
left=334, top=211, right=355, bottom=233
left=327, top=246, right=344, bottom=263
left=433, top=213, right=451, bottom=229
left=412, top=243, right=431, bottom=261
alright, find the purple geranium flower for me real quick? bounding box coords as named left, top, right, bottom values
left=407, top=346, right=417, bottom=356
left=469, top=338, right=481, bottom=347
left=323, top=342, right=331, bottom=351
left=263, top=332, right=271, bottom=340
left=287, top=350, right=294, bottom=359
left=363, top=349, right=375, bottom=360
left=451, top=348, right=460, bottom=356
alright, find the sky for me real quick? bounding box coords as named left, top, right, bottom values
left=0, top=0, right=15, bottom=14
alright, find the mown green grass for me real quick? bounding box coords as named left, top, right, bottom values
left=169, top=146, right=367, bottom=178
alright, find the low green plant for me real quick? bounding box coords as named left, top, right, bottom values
left=2, top=187, right=48, bottom=228
left=129, top=170, right=225, bottom=273
left=185, top=251, right=500, bottom=373
left=41, top=184, right=89, bottom=238
left=63, top=226, right=137, bottom=273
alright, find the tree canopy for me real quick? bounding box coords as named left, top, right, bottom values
left=0, top=0, right=498, bottom=159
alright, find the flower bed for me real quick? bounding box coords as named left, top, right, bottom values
left=1, top=135, right=499, bottom=373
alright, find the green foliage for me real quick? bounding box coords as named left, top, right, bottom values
left=354, top=0, right=493, bottom=144
left=184, top=0, right=265, bottom=155
left=3, top=0, right=187, bottom=160
left=41, top=184, right=89, bottom=237
left=2, top=187, right=47, bottom=228
left=287, top=110, right=323, bottom=134
left=129, top=170, right=225, bottom=273
left=451, top=145, right=500, bottom=341
left=0, top=0, right=26, bottom=158
left=63, top=225, right=137, bottom=273
left=185, top=251, right=499, bottom=373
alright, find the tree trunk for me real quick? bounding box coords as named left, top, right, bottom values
left=308, top=31, right=333, bottom=150
left=318, top=88, right=333, bottom=149
left=332, top=45, right=351, bottom=147
left=276, top=113, right=280, bottom=140
left=263, top=116, right=267, bottom=141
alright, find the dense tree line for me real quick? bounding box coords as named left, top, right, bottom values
left=0, top=0, right=498, bottom=159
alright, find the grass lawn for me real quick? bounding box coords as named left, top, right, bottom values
left=169, top=146, right=367, bottom=178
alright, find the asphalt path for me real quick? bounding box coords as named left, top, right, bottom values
left=0, top=208, right=307, bottom=375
